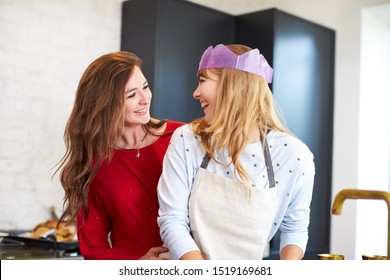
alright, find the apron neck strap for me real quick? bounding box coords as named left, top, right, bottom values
left=200, top=133, right=275, bottom=188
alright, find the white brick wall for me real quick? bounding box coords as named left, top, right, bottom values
left=0, top=0, right=124, bottom=230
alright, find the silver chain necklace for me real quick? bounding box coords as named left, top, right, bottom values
left=115, top=130, right=149, bottom=158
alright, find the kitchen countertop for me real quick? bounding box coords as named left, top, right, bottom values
left=0, top=231, right=82, bottom=260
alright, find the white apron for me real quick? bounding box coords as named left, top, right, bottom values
left=188, top=140, right=276, bottom=260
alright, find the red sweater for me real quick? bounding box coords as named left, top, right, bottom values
left=77, top=120, right=184, bottom=259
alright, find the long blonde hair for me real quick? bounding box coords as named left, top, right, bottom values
left=192, top=44, right=288, bottom=188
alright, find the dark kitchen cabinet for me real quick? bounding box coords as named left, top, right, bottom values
left=236, top=9, right=335, bottom=259
left=122, top=1, right=335, bottom=260
left=121, top=0, right=234, bottom=122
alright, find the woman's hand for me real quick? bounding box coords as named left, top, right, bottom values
left=179, top=250, right=204, bottom=260
left=280, top=244, right=303, bottom=260
left=139, top=246, right=170, bottom=260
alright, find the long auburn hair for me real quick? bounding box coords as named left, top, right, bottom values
left=54, top=51, right=164, bottom=224
left=191, top=44, right=288, bottom=189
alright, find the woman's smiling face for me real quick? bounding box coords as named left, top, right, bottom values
left=123, top=66, right=152, bottom=126
left=193, top=70, right=219, bottom=124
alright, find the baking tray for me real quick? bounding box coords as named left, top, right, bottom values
left=2, top=235, right=79, bottom=250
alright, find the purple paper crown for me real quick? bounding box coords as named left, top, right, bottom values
left=198, top=44, right=273, bottom=83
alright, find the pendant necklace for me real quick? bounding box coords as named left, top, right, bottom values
left=135, top=130, right=149, bottom=158
left=115, top=130, right=149, bottom=158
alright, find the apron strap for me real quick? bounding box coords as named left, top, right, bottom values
left=199, top=135, right=275, bottom=188
left=263, top=138, right=275, bottom=189
left=200, top=154, right=211, bottom=169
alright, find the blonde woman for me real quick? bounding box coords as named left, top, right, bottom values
left=157, top=44, right=315, bottom=260
left=56, top=51, right=184, bottom=259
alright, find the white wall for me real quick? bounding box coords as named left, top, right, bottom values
left=1, top=0, right=389, bottom=260
left=0, top=0, right=124, bottom=230
left=356, top=5, right=390, bottom=258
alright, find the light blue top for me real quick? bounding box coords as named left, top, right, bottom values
left=157, top=124, right=315, bottom=259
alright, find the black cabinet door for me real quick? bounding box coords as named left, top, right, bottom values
left=236, top=8, right=335, bottom=259
left=122, top=2, right=335, bottom=260
left=121, top=0, right=234, bottom=123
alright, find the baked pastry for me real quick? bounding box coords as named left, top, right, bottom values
left=56, top=224, right=76, bottom=242
left=31, top=220, right=76, bottom=242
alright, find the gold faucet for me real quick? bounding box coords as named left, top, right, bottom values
left=331, top=189, right=390, bottom=259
